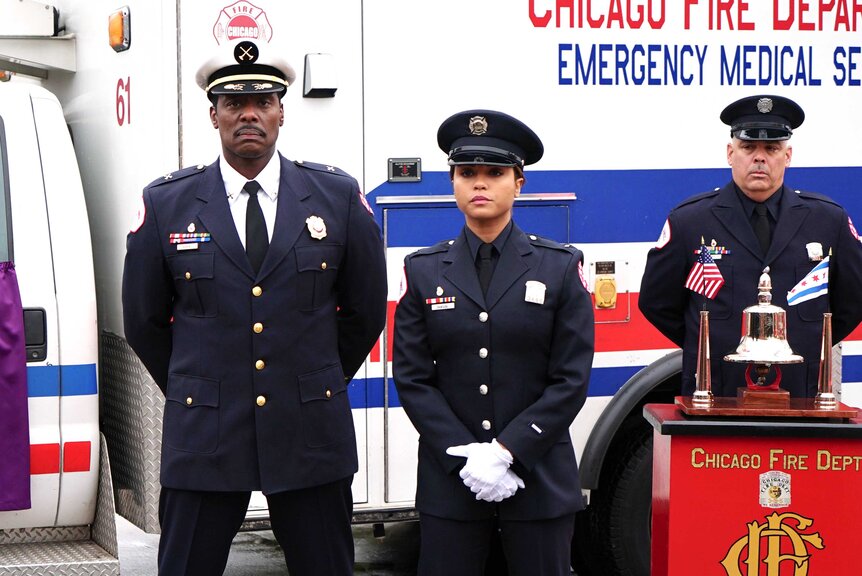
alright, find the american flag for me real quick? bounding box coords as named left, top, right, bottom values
left=685, top=245, right=725, bottom=299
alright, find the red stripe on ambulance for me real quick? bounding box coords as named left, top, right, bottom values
left=29, top=442, right=91, bottom=475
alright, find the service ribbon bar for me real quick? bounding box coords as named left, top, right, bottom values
left=425, top=297, right=456, bottom=305
left=169, top=233, right=212, bottom=244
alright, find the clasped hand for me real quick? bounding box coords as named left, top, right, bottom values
left=446, top=439, right=525, bottom=502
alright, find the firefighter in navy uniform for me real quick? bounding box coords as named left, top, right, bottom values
left=121, top=39, right=387, bottom=576
left=639, top=95, right=862, bottom=398
left=393, top=110, right=595, bottom=576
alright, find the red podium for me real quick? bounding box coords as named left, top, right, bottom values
left=645, top=402, right=862, bottom=575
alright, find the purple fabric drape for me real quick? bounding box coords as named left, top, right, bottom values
left=0, top=261, right=30, bottom=511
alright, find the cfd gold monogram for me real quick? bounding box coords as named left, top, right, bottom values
left=720, top=512, right=824, bottom=576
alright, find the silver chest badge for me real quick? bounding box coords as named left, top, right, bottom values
left=306, top=215, right=327, bottom=240
left=524, top=280, right=546, bottom=305
left=806, top=242, right=823, bottom=261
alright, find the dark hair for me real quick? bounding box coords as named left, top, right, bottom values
left=449, top=164, right=525, bottom=181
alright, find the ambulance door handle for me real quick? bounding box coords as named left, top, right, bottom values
left=23, top=307, right=47, bottom=362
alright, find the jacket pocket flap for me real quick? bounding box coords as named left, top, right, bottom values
left=167, top=252, right=215, bottom=281
left=166, top=373, right=220, bottom=408
left=298, top=364, right=346, bottom=402
left=295, top=245, right=341, bottom=273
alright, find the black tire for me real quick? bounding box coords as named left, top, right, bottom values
left=572, top=418, right=652, bottom=576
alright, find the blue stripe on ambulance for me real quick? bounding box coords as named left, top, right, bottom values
left=27, top=364, right=98, bottom=397
left=347, top=366, right=644, bottom=409
left=375, top=166, right=862, bottom=246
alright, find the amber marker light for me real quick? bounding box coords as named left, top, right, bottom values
left=108, top=7, right=131, bottom=53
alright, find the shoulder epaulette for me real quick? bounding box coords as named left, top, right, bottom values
left=146, top=164, right=208, bottom=189
left=527, top=233, right=576, bottom=253
left=411, top=238, right=454, bottom=257
left=294, top=159, right=352, bottom=178
left=676, top=187, right=721, bottom=209
left=794, top=189, right=841, bottom=207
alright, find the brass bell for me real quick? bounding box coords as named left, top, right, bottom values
left=724, top=268, right=803, bottom=366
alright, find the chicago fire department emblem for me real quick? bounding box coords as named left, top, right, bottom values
left=759, top=471, right=791, bottom=509
left=720, top=512, right=824, bottom=576
left=212, top=1, right=273, bottom=45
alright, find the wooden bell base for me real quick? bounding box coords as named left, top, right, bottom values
left=676, top=394, right=859, bottom=419
left=738, top=386, right=789, bottom=407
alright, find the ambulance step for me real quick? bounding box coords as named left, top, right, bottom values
left=0, top=539, right=119, bottom=575
left=0, top=435, right=119, bottom=575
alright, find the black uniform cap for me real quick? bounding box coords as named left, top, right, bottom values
left=437, top=110, right=544, bottom=167
left=195, top=39, right=296, bottom=97
left=720, top=95, right=805, bottom=141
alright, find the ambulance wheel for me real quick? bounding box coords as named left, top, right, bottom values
left=571, top=417, right=652, bottom=576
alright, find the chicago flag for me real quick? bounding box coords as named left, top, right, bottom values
left=787, top=257, right=829, bottom=306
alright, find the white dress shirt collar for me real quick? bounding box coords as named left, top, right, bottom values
left=220, top=154, right=281, bottom=203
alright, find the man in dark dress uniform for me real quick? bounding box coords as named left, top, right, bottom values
left=393, top=110, right=595, bottom=576
left=639, top=95, right=862, bottom=398
left=122, top=39, right=387, bottom=575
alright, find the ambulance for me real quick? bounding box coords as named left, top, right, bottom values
left=2, top=0, right=862, bottom=574
left=0, top=8, right=118, bottom=572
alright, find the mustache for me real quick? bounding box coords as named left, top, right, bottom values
left=748, top=162, right=768, bottom=174
left=234, top=125, right=265, bottom=137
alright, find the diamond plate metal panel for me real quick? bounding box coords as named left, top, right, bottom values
left=0, top=528, right=88, bottom=546
left=91, top=435, right=117, bottom=558
left=0, top=434, right=119, bottom=574
left=0, top=540, right=117, bottom=575
left=99, top=332, right=163, bottom=534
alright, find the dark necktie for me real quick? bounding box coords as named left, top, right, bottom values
left=477, top=243, right=494, bottom=297
left=244, top=180, right=269, bottom=274
left=754, top=203, right=771, bottom=255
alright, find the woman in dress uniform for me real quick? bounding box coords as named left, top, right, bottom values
left=393, top=109, right=595, bottom=576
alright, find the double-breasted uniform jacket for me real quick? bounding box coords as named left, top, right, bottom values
left=639, top=182, right=862, bottom=398
left=122, top=154, right=387, bottom=494
left=393, top=223, right=595, bottom=521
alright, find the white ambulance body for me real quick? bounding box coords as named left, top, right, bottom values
left=0, top=80, right=118, bottom=571
left=3, top=0, right=862, bottom=573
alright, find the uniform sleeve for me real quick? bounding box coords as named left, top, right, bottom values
left=121, top=189, right=173, bottom=393
left=392, top=255, right=477, bottom=473
left=496, top=249, right=594, bottom=472
left=828, top=210, right=862, bottom=343
left=639, top=215, right=688, bottom=347
left=335, top=186, right=388, bottom=380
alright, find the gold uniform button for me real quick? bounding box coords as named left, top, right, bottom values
left=252, top=286, right=263, bottom=297
left=255, top=359, right=265, bottom=370
left=256, top=395, right=266, bottom=407
left=321, top=262, right=327, bottom=270
left=253, top=322, right=264, bottom=333
left=184, top=272, right=191, bottom=280
left=481, top=420, right=491, bottom=430
left=325, top=389, right=332, bottom=398
left=186, top=397, right=193, bottom=405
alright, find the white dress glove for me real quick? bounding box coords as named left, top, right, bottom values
left=474, top=469, right=526, bottom=502
left=446, top=439, right=515, bottom=496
